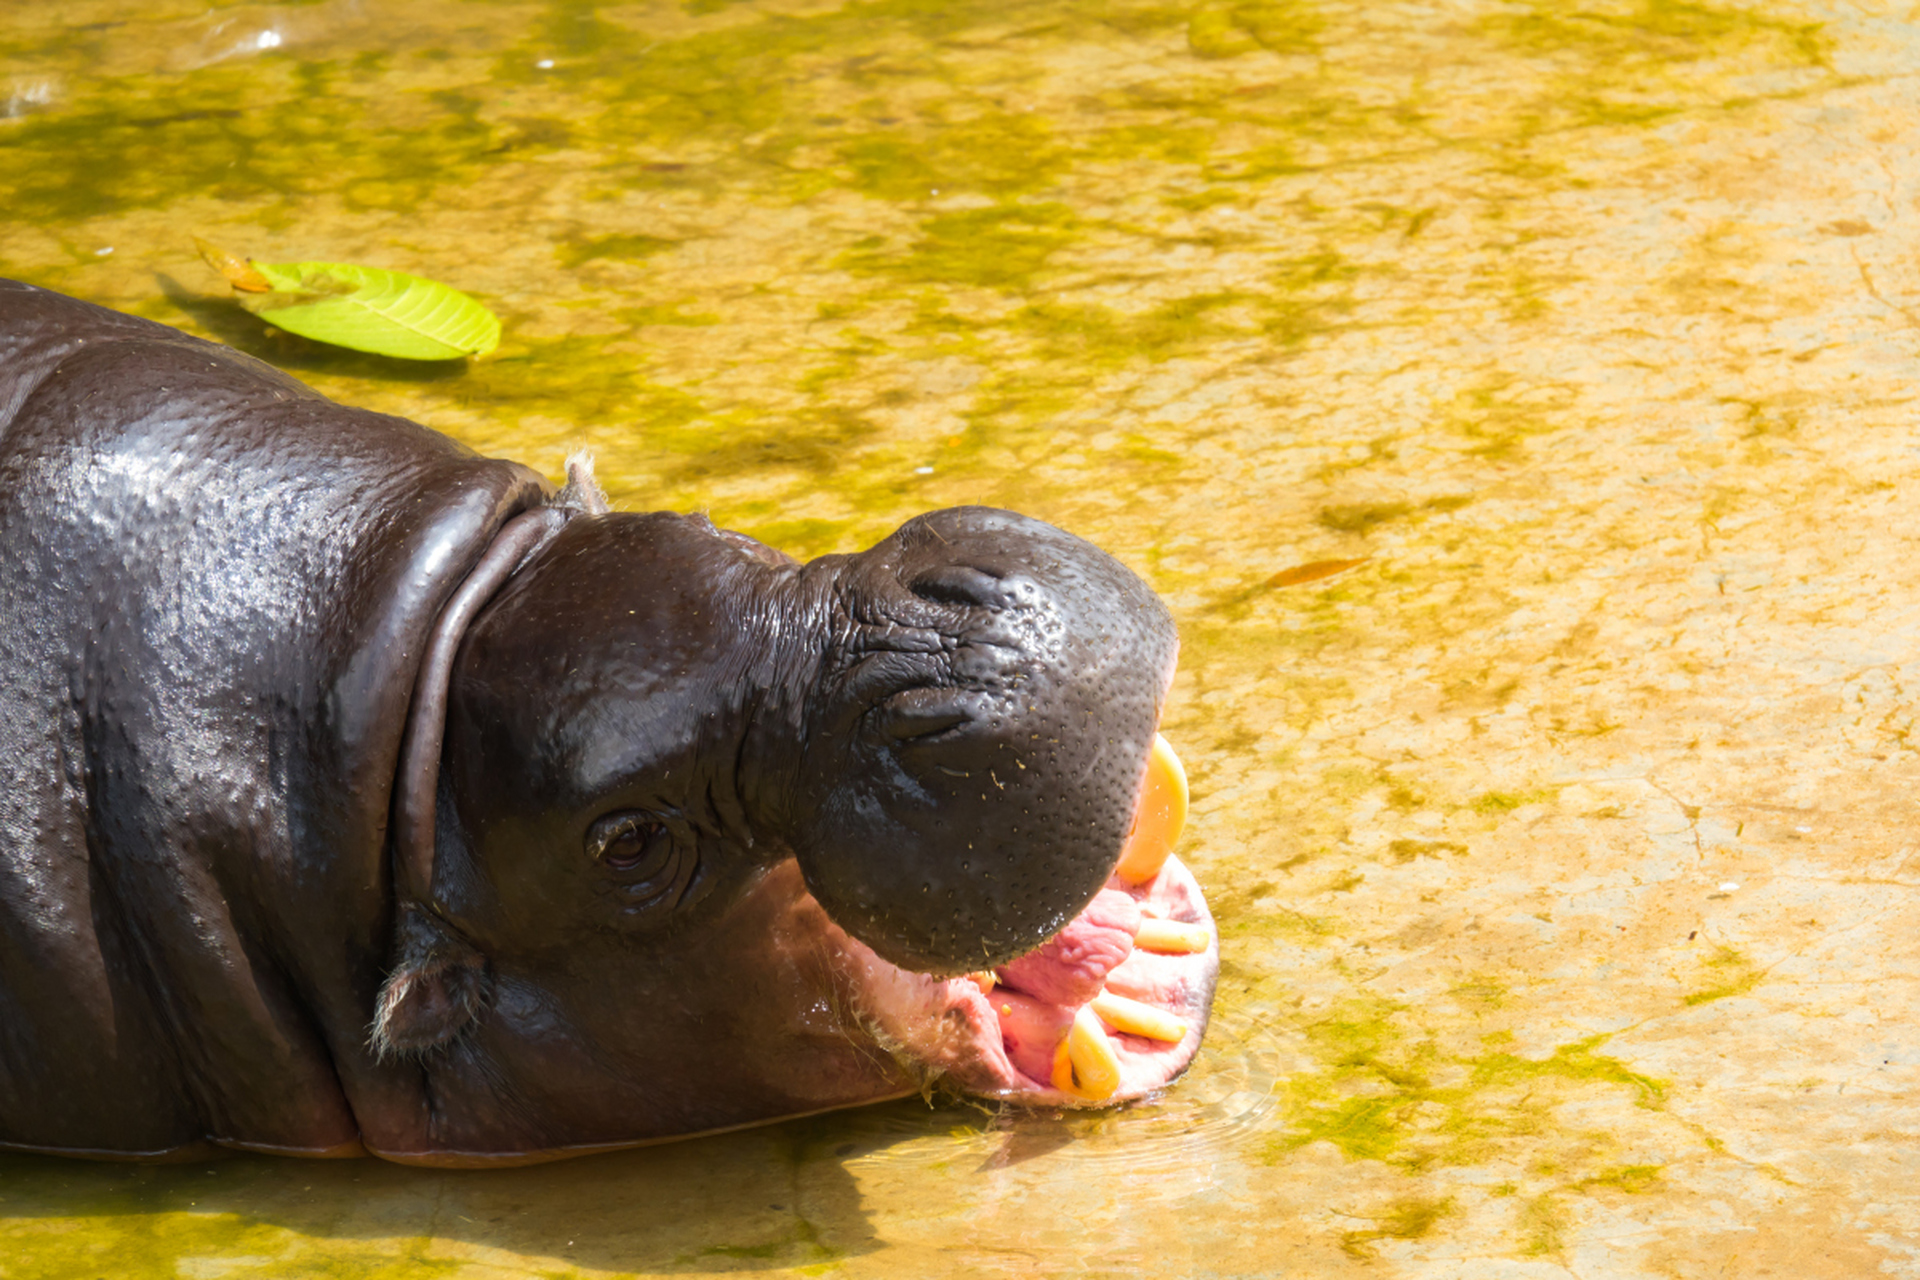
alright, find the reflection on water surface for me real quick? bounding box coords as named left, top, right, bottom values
left=6, top=0, right=1920, bottom=1274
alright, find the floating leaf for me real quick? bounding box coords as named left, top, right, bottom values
left=196, top=243, right=500, bottom=360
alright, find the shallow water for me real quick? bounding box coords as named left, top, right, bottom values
left=6, top=0, right=1920, bottom=1274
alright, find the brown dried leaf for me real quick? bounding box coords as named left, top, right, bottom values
left=193, top=237, right=272, bottom=292
left=1265, top=556, right=1371, bottom=589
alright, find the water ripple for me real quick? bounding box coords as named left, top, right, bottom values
left=833, top=998, right=1290, bottom=1190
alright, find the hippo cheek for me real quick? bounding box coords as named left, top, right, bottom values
left=410, top=841, right=1217, bottom=1158
left=422, top=862, right=924, bottom=1153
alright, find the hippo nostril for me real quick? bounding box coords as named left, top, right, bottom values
left=907, top=565, right=1009, bottom=610
left=875, top=687, right=977, bottom=741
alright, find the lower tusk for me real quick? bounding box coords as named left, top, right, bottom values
left=1114, top=734, right=1189, bottom=885
left=1090, top=990, right=1187, bottom=1043
left=1066, top=1005, right=1122, bottom=1101
left=1134, top=918, right=1211, bottom=954
left=1050, top=1007, right=1124, bottom=1101
left=1050, top=1037, right=1075, bottom=1095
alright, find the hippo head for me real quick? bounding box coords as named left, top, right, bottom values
left=374, top=502, right=1216, bottom=1162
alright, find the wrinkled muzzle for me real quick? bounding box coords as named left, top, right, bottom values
left=785, top=507, right=1179, bottom=975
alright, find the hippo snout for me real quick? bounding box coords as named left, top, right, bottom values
left=784, top=507, right=1180, bottom=975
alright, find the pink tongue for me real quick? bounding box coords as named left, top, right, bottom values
left=995, top=889, right=1142, bottom=1007
left=994, top=991, right=1074, bottom=1085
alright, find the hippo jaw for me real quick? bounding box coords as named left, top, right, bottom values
left=375, top=502, right=1211, bottom=1159
left=833, top=852, right=1218, bottom=1109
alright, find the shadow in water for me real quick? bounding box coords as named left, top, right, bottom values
left=0, top=1105, right=955, bottom=1274
left=974, top=1115, right=1077, bottom=1172
left=0, top=1017, right=1275, bottom=1273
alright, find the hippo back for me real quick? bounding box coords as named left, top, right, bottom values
left=0, top=280, right=545, bottom=1155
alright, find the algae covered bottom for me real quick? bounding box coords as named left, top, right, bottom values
left=4, top=0, right=1920, bottom=1275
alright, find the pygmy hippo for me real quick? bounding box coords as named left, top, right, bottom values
left=0, top=279, right=1217, bottom=1165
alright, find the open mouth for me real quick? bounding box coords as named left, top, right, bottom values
left=841, top=735, right=1218, bottom=1106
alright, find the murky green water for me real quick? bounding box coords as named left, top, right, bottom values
left=8, top=0, right=1920, bottom=1275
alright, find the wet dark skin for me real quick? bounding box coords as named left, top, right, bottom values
left=0, top=281, right=1192, bottom=1164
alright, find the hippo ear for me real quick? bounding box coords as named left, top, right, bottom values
left=553, top=449, right=610, bottom=515
left=370, top=906, right=491, bottom=1058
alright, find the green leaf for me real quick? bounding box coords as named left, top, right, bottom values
left=238, top=260, right=501, bottom=360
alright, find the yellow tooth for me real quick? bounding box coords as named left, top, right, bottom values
left=1134, top=918, right=1211, bottom=954
left=1090, top=991, right=1187, bottom=1043
left=1067, top=1005, right=1123, bottom=1100
left=1049, top=1007, right=1125, bottom=1101
left=1114, top=734, right=1189, bottom=885
left=1050, top=1038, right=1074, bottom=1094
left=967, top=970, right=996, bottom=993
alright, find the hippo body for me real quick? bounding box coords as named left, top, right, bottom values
left=0, top=280, right=1216, bottom=1164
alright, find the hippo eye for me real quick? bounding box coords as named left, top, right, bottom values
left=586, top=812, right=672, bottom=876
left=584, top=811, right=705, bottom=924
